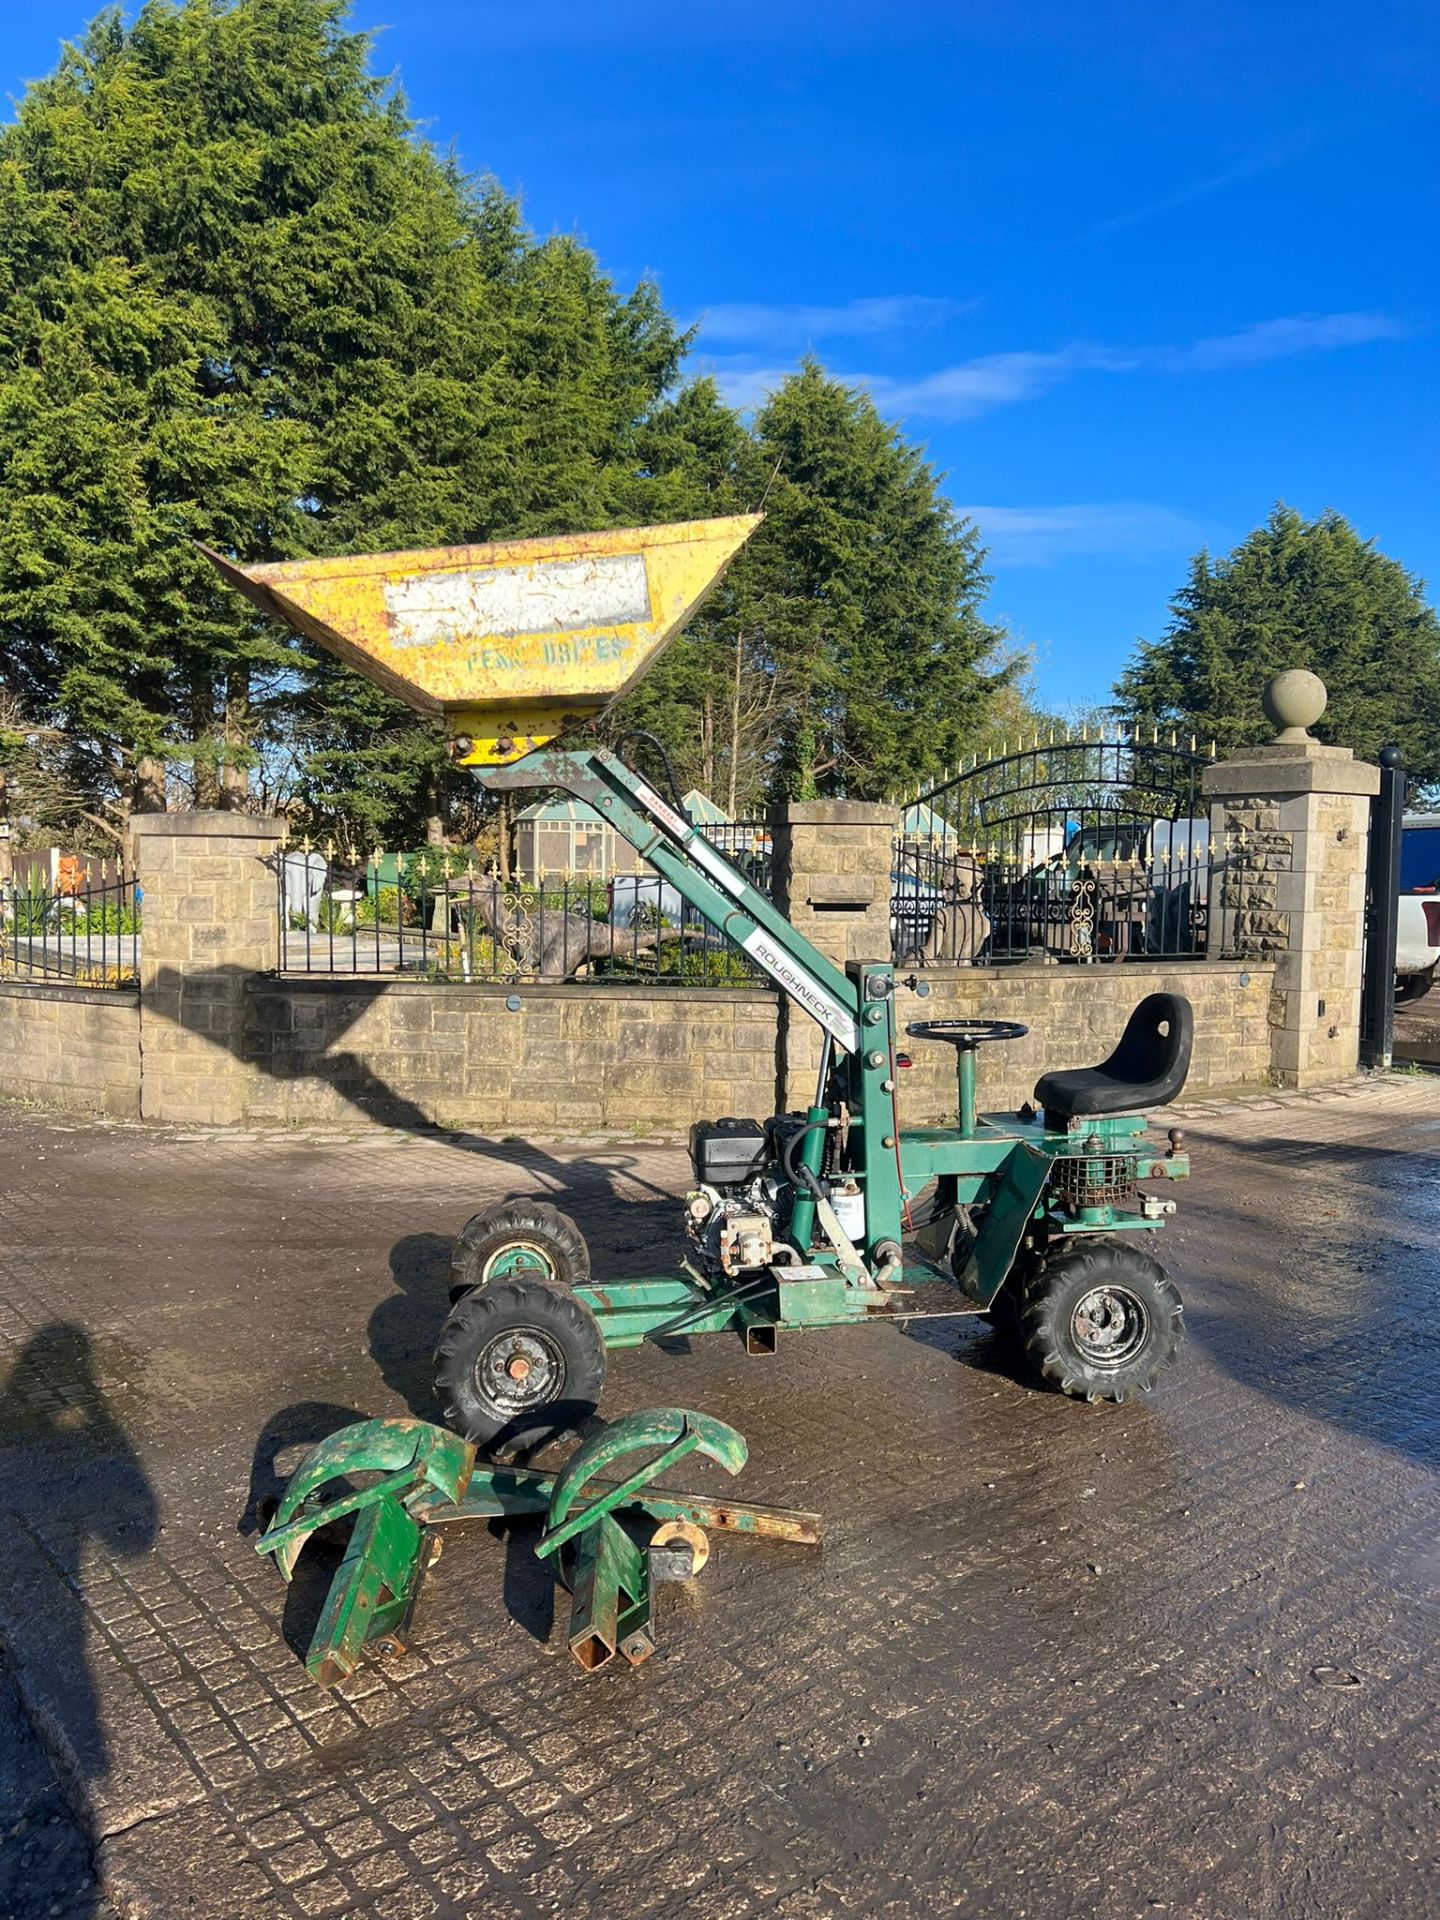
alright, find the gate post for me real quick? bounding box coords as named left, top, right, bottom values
left=1202, top=673, right=1380, bottom=1088
left=769, top=800, right=898, bottom=1108
left=131, top=811, right=284, bottom=1124
left=1359, top=746, right=1405, bottom=1069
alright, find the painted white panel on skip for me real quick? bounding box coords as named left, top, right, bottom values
left=384, top=554, right=651, bottom=647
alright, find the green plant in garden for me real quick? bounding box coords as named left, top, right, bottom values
left=353, top=885, right=411, bottom=929
left=58, top=901, right=140, bottom=935
left=313, top=895, right=352, bottom=935
left=8, top=875, right=56, bottom=936
left=670, top=949, right=754, bottom=985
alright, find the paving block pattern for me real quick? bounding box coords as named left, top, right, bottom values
left=0, top=1077, right=1434, bottom=1917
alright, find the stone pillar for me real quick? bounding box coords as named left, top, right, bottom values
left=1202, top=673, right=1378, bottom=1089
left=131, top=811, right=283, bottom=1124
left=769, top=799, right=897, bottom=1108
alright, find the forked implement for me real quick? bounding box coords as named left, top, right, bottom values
left=257, top=1407, right=821, bottom=1684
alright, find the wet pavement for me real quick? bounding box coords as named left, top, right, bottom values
left=1395, top=994, right=1440, bottom=1064
left=0, top=1075, right=1435, bottom=1920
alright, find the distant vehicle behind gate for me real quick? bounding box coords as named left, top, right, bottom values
left=1396, top=815, right=1440, bottom=1002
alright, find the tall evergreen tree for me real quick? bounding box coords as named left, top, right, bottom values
left=0, top=0, right=691, bottom=841
left=607, top=379, right=774, bottom=809
left=619, top=362, right=1008, bottom=805
left=751, top=363, right=1006, bottom=800
left=1114, top=506, right=1440, bottom=782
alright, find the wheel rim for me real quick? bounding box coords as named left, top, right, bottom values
left=481, top=1240, right=556, bottom=1284
left=474, top=1327, right=566, bottom=1416
left=1070, top=1284, right=1149, bottom=1369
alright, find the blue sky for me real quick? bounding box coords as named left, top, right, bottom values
left=6, top=0, right=1436, bottom=707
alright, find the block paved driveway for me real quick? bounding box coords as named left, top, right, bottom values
left=0, top=1075, right=1435, bottom=1920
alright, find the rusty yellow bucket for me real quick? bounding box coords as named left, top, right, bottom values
left=202, top=515, right=760, bottom=765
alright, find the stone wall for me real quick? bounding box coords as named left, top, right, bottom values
left=238, top=980, right=782, bottom=1132
left=4, top=715, right=1369, bottom=1131
left=227, top=961, right=1267, bottom=1133
left=0, top=958, right=1274, bottom=1135
left=0, top=983, right=141, bottom=1119
left=894, top=961, right=1274, bottom=1124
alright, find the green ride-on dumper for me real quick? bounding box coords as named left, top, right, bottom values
left=209, top=517, right=1193, bottom=1469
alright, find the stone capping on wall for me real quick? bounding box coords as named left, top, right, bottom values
left=128, top=809, right=280, bottom=839
left=0, top=980, right=141, bottom=1009
left=770, top=800, right=898, bottom=827
left=1203, top=747, right=1382, bottom=799
left=254, top=977, right=783, bottom=1004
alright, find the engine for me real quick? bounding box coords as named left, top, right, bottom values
left=684, top=1116, right=868, bottom=1277
left=685, top=1119, right=780, bottom=1276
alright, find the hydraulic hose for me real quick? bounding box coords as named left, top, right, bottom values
left=780, top=1118, right=831, bottom=1206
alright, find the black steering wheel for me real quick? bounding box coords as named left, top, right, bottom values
left=905, top=1019, right=1029, bottom=1052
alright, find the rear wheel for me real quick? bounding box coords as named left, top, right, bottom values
left=448, top=1200, right=590, bottom=1300
left=1019, top=1239, right=1183, bottom=1403
left=434, top=1277, right=607, bottom=1458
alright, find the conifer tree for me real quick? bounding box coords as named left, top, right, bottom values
left=0, top=0, right=690, bottom=839
left=1114, top=506, right=1440, bottom=782
left=619, top=362, right=1007, bottom=805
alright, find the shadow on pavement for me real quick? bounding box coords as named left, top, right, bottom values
left=0, top=1325, right=158, bottom=1920
left=370, top=1232, right=454, bottom=1416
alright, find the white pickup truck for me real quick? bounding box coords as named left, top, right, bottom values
left=1397, top=816, right=1440, bottom=1002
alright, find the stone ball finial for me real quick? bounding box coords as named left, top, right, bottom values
left=1262, top=669, right=1327, bottom=742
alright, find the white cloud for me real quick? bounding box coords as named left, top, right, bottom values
left=953, top=504, right=1205, bottom=568
left=1167, top=311, right=1406, bottom=371
left=704, top=310, right=1407, bottom=420
left=704, top=345, right=1130, bottom=418
left=861, top=346, right=1135, bottom=421
left=694, top=294, right=973, bottom=347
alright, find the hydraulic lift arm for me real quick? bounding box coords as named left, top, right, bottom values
left=483, top=745, right=861, bottom=1053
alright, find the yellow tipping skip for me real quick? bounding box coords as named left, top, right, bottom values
left=202, top=515, right=761, bottom=765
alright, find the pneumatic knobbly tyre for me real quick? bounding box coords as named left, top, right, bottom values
left=1019, top=1240, right=1183, bottom=1403
left=434, top=1277, right=607, bottom=1458
left=447, top=1200, right=591, bottom=1300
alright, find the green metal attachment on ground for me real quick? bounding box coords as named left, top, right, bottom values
left=256, top=1408, right=819, bottom=1686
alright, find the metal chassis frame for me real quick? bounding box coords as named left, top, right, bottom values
left=483, top=747, right=1188, bottom=1351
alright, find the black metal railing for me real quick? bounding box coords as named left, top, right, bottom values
left=893, top=731, right=1241, bottom=965
left=277, top=828, right=774, bottom=985
left=0, top=874, right=141, bottom=986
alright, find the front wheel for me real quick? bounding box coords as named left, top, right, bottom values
left=434, top=1277, right=607, bottom=1458
left=1019, top=1240, right=1183, bottom=1403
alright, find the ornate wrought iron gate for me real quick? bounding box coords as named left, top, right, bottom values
left=893, top=729, right=1229, bottom=966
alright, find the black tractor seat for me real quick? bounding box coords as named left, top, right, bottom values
left=1033, top=992, right=1193, bottom=1121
